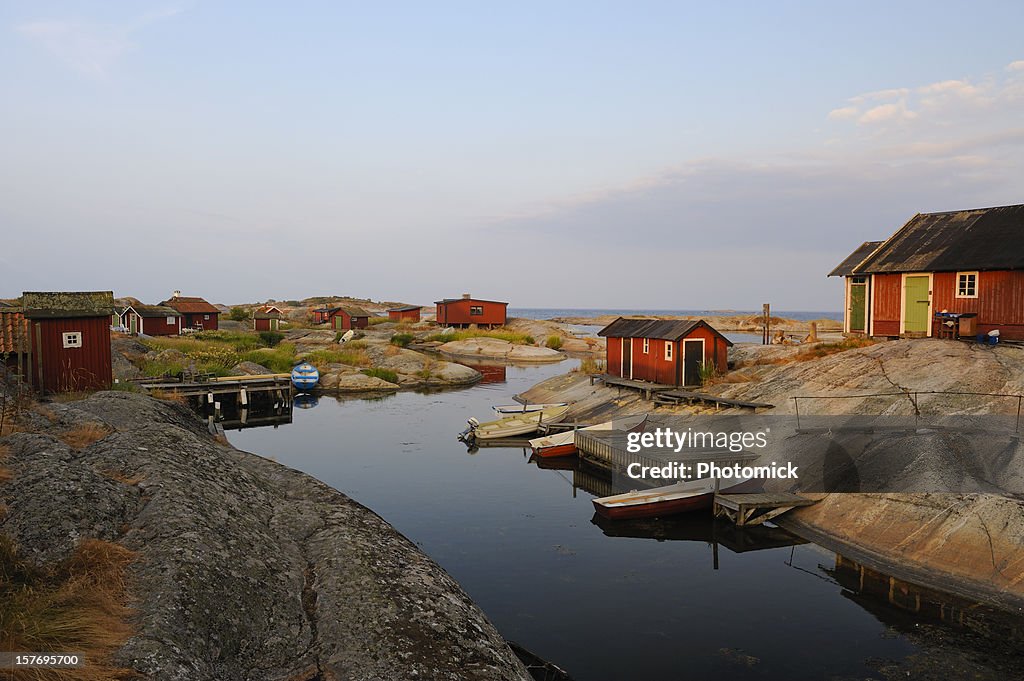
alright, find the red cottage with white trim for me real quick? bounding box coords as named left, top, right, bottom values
left=598, top=318, right=731, bottom=387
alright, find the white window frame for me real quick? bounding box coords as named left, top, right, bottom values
left=167, top=316, right=176, bottom=325
left=62, top=331, right=82, bottom=349
left=955, top=271, right=978, bottom=299
left=204, top=314, right=210, bottom=320
left=642, top=338, right=649, bottom=354
left=664, top=341, right=673, bottom=361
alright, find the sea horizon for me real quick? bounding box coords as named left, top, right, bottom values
left=508, top=307, right=843, bottom=322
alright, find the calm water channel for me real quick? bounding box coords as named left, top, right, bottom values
left=227, top=359, right=1022, bottom=681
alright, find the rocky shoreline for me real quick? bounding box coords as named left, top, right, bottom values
left=0, top=392, right=530, bottom=681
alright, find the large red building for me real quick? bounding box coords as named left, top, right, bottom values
left=160, top=292, right=220, bottom=331
left=831, top=204, right=1024, bottom=340
left=22, top=291, right=114, bottom=393
left=598, top=318, right=731, bottom=387
left=434, top=295, right=507, bottom=328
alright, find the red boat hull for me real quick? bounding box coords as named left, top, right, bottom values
left=593, top=492, right=713, bottom=520
left=532, top=443, right=577, bottom=458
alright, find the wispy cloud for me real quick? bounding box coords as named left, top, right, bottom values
left=16, top=7, right=181, bottom=78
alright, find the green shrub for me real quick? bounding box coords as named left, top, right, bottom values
left=229, top=307, right=249, bottom=321
left=362, top=368, right=399, bottom=383
left=391, top=333, right=414, bottom=347
left=241, top=343, right=297, bottom=373
left=545, top=335, right=563, bottom=350
left=307, top=347, right=370, bottom=367
left=698, top=360, right=718, bottom=386
left=258, top=330, right=284, bottom=347
left=368, top=317, right=390, bottom=325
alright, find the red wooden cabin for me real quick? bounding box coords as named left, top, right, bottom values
left=160, top=292, right=219, bottom=330
left=434, top=295, right=507, bottom=328
left=314, top=306, right=370, bottom=331
left=253, top=305, right=283, bottom=331
left=21, top=291, right=114, bottom=393
left=831, top=204, right=1024, bottom=340
left=387, top=305, right=422, bottom=323
left=121, top=304, right=182, bottom=336
left=598, top=318, right=731, bottom=387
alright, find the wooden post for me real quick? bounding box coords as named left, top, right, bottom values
left=34, top=322, right=44, bottom=394
left=808, top=321, right=818, bottom=343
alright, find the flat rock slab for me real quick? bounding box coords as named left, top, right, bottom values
left=440, top=339, right=565, bottom=363
left=0, top=392, right=529, bottom=681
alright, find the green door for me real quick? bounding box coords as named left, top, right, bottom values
left=849, top=283, right=867, bottom=332
left=904, top=276, right=930, bottom=335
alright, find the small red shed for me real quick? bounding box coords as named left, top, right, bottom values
left=598, top=318, right=732, bottom=387
left=160, top=291, right=220, bottom=331
left=121, top=304, right=182, bottom=336
left=387, top=305, right=422, bottom=323
left=253, top=305, right=283, bottom=331
left=434, top=294, right=507, bottom=328
left=316, top=306, right=370, bottom=331
left=22, top=291, right=114, bottom=394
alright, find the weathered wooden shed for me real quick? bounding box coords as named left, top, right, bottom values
left=830, top=204, right=1024, bottom=339
left=598, top=318, right=732, bottom=387
left=160, top=291, right=220, bottom=331
left=21, top=291, right=114, bottom=393
left=122, top=304, right=182, bottom=336
left=253, top=305, right=283, bottom=331
left=387, top=305, right=422, bottom=323
left=434, top=295, right=507, bottom=328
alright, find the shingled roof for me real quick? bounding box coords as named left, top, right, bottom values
left=834, top=204, right=1024, bottom=276
left=597, top=318, right=733, bottom=345
left=828, top=241, right=884, bottom=277
left=387, top=305, right=422, bottom=312
left=128, top=304, right=181, bottom=318
left=160, top=296, right=219, bottom=314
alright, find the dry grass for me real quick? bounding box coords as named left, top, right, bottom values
left=0, top=443, right=9, bottom=485
left=149, top=389, right=186, bottom=404
left=58, top=424, right=112, bottom=451
left=0, top=536, right=139, bottom=680
left=572, top=357, right=606, bottom=374
left=48, top=392, right=92, bottom=404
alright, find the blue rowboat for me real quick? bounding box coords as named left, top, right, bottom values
left=291, top=361, right=320, bottom=391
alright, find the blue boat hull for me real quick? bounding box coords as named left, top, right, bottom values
left=291, top=362, right=320, bottom=391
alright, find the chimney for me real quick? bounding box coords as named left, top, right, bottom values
left=462, top=293, right=471, bottom=299
left=172, top=290, right=181, bottom=298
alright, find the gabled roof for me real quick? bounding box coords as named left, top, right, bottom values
left=22, top=291, right=115, bottom=319
left=254, top=306, right=283, bottom=319
left=387, top=305, right=422, bottom=312
left=312, top=306, right=341, bottom=314
left=126, top=304, right=181, bottom=318
left=339, top=306, right=370, bottom=317
left=828, top=241, right=884, bottom=277
left=839, top=204, right=1024, bottom=275
left=597, top=318, right=733, bottom=345
left=160, top=296, right=219, bottom=314
left=434, top=297, right=509, bottom=305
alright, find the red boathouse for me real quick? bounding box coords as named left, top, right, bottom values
left=830, top=203, right=1024, bottom=340
left=598, top=318, right=731, bottom=387
left=121, top=304, right=182, bottom=336
left=434, top=295, right=507, bottom=328
left=22, top=291, right=114, bottom=394
left=387, top=305, right=422, bottom=323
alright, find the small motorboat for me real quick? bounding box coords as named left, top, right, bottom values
left=528, top=413, right=648, bottom=458
left=493, top=402, right=569, bottom=415
left=337, top=329, right=355, bottom=343
left=290, top=361, right=320, bottom=391
left=458, top=404, right=570, bottom=443
left=592, top=476, right=757, bottom=520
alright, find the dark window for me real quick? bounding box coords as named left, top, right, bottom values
left=470, top=306, right=483, bottom=315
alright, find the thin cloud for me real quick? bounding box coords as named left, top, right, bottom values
left=16, top=7, right=182, bottom=77
left=858, top=101, right=917, bottom=125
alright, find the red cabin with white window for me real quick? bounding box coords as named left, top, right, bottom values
left=831, top=204, right=1024, bottom=339
left=21, top=291, right=114, bottom=393
left=598, top=318, right=731, bottom=387
left=434, top=295, right=507, bottom=328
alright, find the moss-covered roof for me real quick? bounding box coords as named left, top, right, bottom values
left=22, top=291, right=115, bottom=319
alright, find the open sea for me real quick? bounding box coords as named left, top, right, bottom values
left=508, top=308, right=842, bottom=322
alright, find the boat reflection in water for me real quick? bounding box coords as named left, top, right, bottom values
left=458, top=359, right=508, bottom=384
left=293, top=392, right=320, bottom=410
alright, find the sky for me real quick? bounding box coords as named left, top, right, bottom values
left=2, top=1, right=1024, bottom=310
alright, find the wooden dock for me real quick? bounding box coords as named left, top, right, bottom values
left=713, top=492, right=816, bottom=526
left=655, top=390, right=774, bottom=411
left=139, top=374, right=293, bottom=411
left=601, top=375, right=675, bottom=400
left=575, top=428, right=759, bottom=473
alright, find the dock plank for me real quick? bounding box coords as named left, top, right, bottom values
left=655, top=390, right=774, bottom=410
left=713, top=492, right=816, bottom=526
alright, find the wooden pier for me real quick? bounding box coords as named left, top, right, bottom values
left=655, top=390, right=774, bottom=411
left=575, top=427, right=759, bottom=473
left=137, top=374, right=293, bottom=415
left=600, top=375, right=674, bottom=400
left=713, top=492, right=816, bottom=526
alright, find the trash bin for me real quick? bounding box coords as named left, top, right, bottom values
left=957, top=313, right=977, bottom=337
